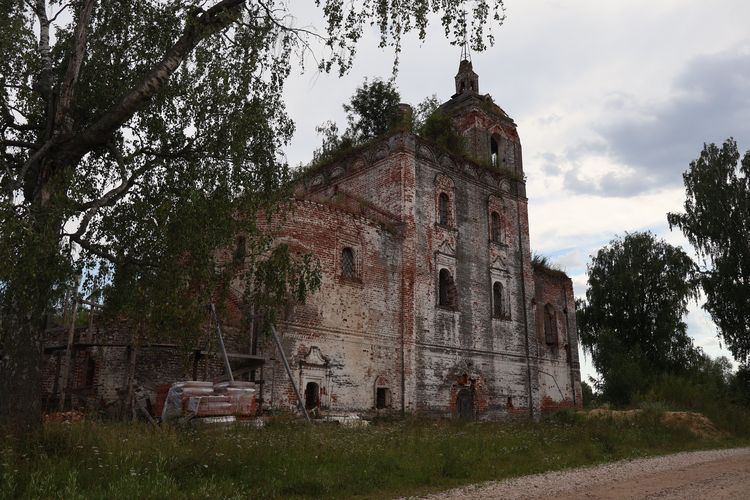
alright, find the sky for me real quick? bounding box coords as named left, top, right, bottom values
left=279, top=1, right=750, bottom=381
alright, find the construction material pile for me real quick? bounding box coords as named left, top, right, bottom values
left=161, top=381, right=257, bottom=422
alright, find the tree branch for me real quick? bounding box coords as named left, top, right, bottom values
left=30, top=0, right=53, bottom=100
left=67, top=233, right=120, bottom=263
left=55, top=0, right=96, bottom=134
left=75, top=146, right=153, bottom=214
left=71, top=0, right=245, bottom=157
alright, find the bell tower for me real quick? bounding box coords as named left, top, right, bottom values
left=453, top=59, right=479, bottom=97
left=441, top=54, right=524, bottom=180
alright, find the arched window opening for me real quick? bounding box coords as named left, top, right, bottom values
left=490, top=211, right=501, bottom=243
left=341, top=247, right=355, bottom=278
left=493, top=282, right=505, bottom=318
left=438, top=192, right=450, bottom=226
left=491, top=137, right=499, bottom=167
left=304, top=382, right=320, bottom=410
left=544, top=304, right=557, bottom=345
left=438, top=268, right=457, bottom=308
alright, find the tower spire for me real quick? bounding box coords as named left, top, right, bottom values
left=454, top=46, right=479, bottom=97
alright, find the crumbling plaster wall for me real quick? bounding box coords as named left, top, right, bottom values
left=264, top=196, right=404, bottom=414
left=534, top=270, right=583, bottom=411
left=410, top=140, right=539, bottom=419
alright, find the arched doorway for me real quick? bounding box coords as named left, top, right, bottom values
left=456, top=388, right=473, bottom=418
left=304, top=382, right=319, bottom=410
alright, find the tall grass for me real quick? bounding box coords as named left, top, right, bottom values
left=1, top=413, right=746, bottom=499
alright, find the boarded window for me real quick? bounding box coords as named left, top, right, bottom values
left=490, top=211, right=501, bottom=242
left=544, top=304, right=557, bottom=345
left=439, top=268, right=457, bottom=308
left=341, top=247, right=355, bottom=278
left=438, top=192, right=450, bottom=225
left=493, top=282, right=505, bottom=318
left=376, top=387, right=391, bottom=409
left=491, top=137, right=499, bottom=167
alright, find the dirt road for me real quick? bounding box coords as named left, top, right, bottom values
left=420, top=447, right=750, bottom=499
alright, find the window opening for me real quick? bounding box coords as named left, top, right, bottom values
left=490, top=211, right=501, bottom=243
left=491, top=137, right=498, bottom=167
left=439, top=268, right=457, bottom=308
left=493, top=282, right=505, bottom=318
left=341, top=247, right=355, bottom=278
left=438, top=193, right=450, bottom=225
left=304, top=382, right=320, bottom=410
left=544, top=304, right=557, bottom=345
left=376, top=387, right=390, bottom=409
left=85, top=355, right=96, bottom=387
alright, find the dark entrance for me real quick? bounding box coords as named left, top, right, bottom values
left=304, top=382, right=319, bottom=410
left=376, top=387, right=390, bottom=409
left=456, top=388, right=473, bottom=418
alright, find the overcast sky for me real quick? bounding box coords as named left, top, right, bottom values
left=280, top=1, right=750, bottom=380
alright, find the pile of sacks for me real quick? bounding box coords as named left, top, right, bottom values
left=161, top=380, right=257, bottom=422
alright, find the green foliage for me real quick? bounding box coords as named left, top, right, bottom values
left=311, top=78, right=401, bottom=165
left=531, top=253, right=567, bottom=278
left=0, top=415, right=743, bottom=499
left=577, top=232, right=699, bottom=404
left=418, top=107, right=467, bottom=157
left=580, top=380, right=597, bottom=408
left=343, top=78, right=402, bottom=142
left=667, top=139, right=750, bottom=364
left=638, top=358, right=750, bottom=438
left=412, top=94, right=441, bottom=130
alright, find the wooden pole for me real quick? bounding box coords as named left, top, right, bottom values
left=270, top=325, right=310, bottom=423
left=209, top=303, right=234, bottom=382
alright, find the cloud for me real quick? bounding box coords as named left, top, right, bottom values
left=562, top=45, right=750, bottom=197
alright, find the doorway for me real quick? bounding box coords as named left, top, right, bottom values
left=304, top=382, right=319, bottom=410
left=456, top=388, right=473, bottom=418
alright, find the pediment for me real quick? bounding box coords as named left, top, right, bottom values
left=436, top=238, right=456, bottom=256
left=302, top=346, right=329, bottom=367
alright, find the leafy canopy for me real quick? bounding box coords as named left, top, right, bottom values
left=668, top=139, right=750, bottom=363
left=577, top=232, right=699, bottom=403
left=312, top=78, right=401, bottom=164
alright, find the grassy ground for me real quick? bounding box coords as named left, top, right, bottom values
left=1, top=411, right=747, bottom=499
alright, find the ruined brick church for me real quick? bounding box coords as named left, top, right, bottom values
left=42, top=59, right=582, bottom=419
left=261, top=59, right=582, bottom=418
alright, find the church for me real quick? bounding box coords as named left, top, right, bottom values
left=260, top=58, right=583, bottom=418
left=41, top=58, right=582, bottom=420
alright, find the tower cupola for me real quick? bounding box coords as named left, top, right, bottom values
left=454, top=59, right=479, bottom=97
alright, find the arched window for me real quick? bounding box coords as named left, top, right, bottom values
left=438, top=192, right=450, bottom=226
left=490, top=211, right=501, bottom=243
left=341, top=247, right=355, bottom=278
left=491, top=137, right=499, bottom=167
left=544, top=304, right=557, bottom=345
left=493, top=282, right=505, bottom=318
left=438, top=268, right=457, bottom=308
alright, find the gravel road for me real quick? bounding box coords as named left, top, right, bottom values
left=417, top=447, right=750, bottom=499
